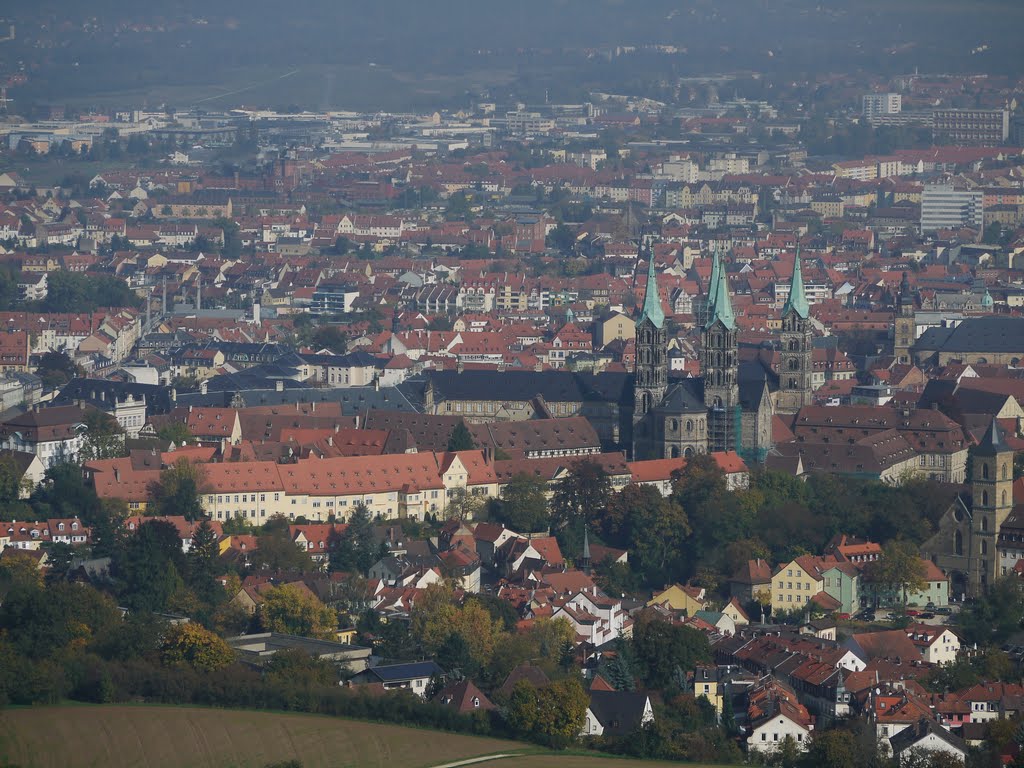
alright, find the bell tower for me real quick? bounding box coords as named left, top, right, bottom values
left=894, top=272, right=916, bottom=365
left=633, top=237, right=668, bottom=426
left=702, top=252, right=739, bottom=451
left=776, top=247, right=814, bottom=414
left=970, top=418, right=1013, bottom=594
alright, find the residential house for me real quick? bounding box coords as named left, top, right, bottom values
left=905, top=624, right=960, bottom=666
left=0, top=406, right=89, bottom=469
left=745, top=678, right=814, bottom=756
left=647, top=584, right=707, bottom=616
left=582, top=690, right=654, bottom=737
left=889, top=718, right=967, bottom=765
left=434, top=680, right=495, bottom=714
left=348, top=661, right=444, bottom=698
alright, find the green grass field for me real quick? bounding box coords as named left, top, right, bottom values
left=0, top=705, right=727, bottom=768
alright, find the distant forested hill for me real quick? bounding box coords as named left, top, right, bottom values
left=4, top=0, right=1022, bottom=110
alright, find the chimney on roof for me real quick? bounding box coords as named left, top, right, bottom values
left=200, top=380, right=208, bottom=395
left=188, top=405, right=193, bottom=414
left=276, top=380, right=284, bottom=392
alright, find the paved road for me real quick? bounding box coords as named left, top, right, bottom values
left=429, top=755, right=516, bottom=768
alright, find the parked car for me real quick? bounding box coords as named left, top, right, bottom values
left=935, top=607, right=952, bottom=615
left=919, top=612, right=935, bottom=620
left=926, top=602, right=936, bottom=609
left=905, top=609, right=920, bottom=616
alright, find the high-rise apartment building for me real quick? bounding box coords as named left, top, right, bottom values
left=862, top=93, right=901, bottom=117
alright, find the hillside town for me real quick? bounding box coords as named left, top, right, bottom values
left=0, top=68, right=1024, bottom=767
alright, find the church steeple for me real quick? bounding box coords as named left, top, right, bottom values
left=970, top=417, right=1013, bottom=594
left=705, top=253, right=735, bottom=331
left=638, top=238, right=665, bottom=329
left=632, top=236, right=670, bottom=454
left=783, top=246, right=810, bottom=320
left=702, top=253, right=739, bottom=451
left=777, top=246, right=814, bottom=414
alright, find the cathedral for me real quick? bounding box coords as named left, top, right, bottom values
left=631, top=241, right=798, bottom=462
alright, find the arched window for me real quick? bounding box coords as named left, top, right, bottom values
left=1002, top=463, right=1009, bottom=480
left=671, top=446, right=680, bottom=458
left=670, top=419, right=679, bottom=432
left=686, top=420, right=693, bottom=433
left=716, top=371, right=723, bottom=386
left=982, top=517, right=988, bottom=532
left=981, top=540, right=988, bottom=555
left=684, top=447, right=694, bottom=458
left=1003, top=490, right=1008, bottom=506
left=982, top=463, right=989, bottom=480
left=788, top=358, right=800, bottom=371
left=983, top=491, right=989, bottom=506
left=954, top=530, right=963, bottom=556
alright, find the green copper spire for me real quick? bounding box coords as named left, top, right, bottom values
left=638, top=238, right=665, bottom=329
left=706, top=251, right=721, bottom=318
left=783, top=246, right=810, bottom=320
left=705, top=253, right=736, bottom=330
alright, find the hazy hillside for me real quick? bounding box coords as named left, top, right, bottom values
left=3, top=0, right=1022, bottom=110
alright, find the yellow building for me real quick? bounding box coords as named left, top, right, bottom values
left=770, top=556, right=826, bottom=614
left=694, top=666, right=725, bottom=716
left=646, top=583, right=707, bottom=616
left=595, top=312, right=636, bottom=348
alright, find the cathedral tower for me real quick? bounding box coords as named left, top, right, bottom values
left=970, top=418, right=1013, bottom=594
left=633, top=239, right=668, bottom=426
left=702, top=252, right=739, bottom=451
left=894, top=272, right=916, bottom=365
left=775, top=247, right=814, bottom=413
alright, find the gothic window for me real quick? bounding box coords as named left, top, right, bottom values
left=982, top=463, right=989, bottom=480
left=1002, top=463, right=1009, bottom=480
left=982, top=517, right=988, bottom=532
left=714, top=334, right=721, bottom=347
left=954, top=530, right=963, bottom=556
left=641, top=391, right=653, bottom=415
left=788, top=378, right=797, bottom=389
left=981, top=540, right=988, bottom=555
left=788, top=358, right=800, bottom=371
left=983, top=491, right=989, bottom=506
left=671, top=446, right=680, bottom=458
left=788, top=340, right=799, bottom=351
left=686, top=420, right=693, bottom=433
left=716, top=371, right=723, bottom=386
left=684, top=447, right=693, bottom=458
left=670, top=419, right=678, bottom=432
left=1003, top=490, right=1008, bottom=506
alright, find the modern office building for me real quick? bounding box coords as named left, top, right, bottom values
left=932, top=109, right=1010, bottom=146
left=920, top=184, right=984, bottom=233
